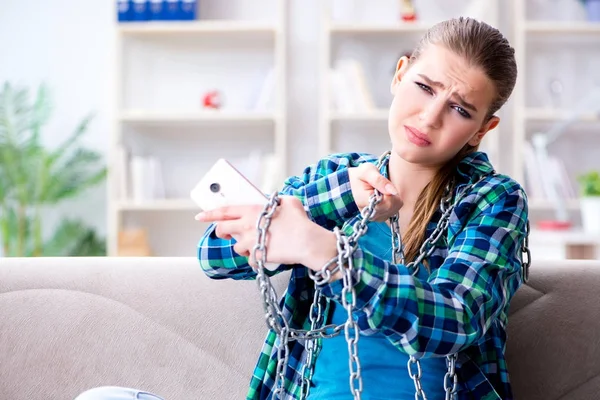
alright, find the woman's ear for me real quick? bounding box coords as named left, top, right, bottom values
left=468, top=116, right=500, bottom=146
left=390, top=56, right=411, bottom=94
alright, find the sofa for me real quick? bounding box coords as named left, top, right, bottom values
left=0, top=257, right=599, bottom=400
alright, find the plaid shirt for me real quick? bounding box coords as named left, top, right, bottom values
left=198, top=151, right=529, bottom=400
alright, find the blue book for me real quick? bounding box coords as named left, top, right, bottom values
left=162, top=0, right=179, bottom=20
left=180, top=0, right=197, bottom=20
left=148, top=0, right=164, bottom=20
left=117, top=0, right=132, bottom=22
left=131, top=0, right=149, bottom=21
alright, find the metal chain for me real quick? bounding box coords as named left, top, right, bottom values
left=253, top=194, right=290, bottom=397
left=444, top=354, right=459, bottom=400
left=521, top=220, right=531, bottom=283
left=390, top=213, right=404, bottom=264
left=299, top=289, right=327, bottom=399
left=408, top=356, right=427, bottom=399
left=337, top=229, right=363, bottom=398
left=253, top=151, right=531, bottom=400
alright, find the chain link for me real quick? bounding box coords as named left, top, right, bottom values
left=253, top=151, right=530, bottom=400
left=408, top=356, right=427, bottom=400
left=444, top=354, right=459, bottom=400
left=521, top=220, right=531, bottom=283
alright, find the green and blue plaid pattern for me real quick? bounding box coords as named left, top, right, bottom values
left=198, top=151, right=529, bottom=400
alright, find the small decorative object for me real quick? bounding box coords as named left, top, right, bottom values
left=400, top=0, right=417, bottom=22
left=202, top=90, right=223, bottom=109
left=117, top=229, right=153, bottom=256
left=577, top=170, right=600, bottom=234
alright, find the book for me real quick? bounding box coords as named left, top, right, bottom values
left=117, top=0, right=132, bottom=22
left=330, top=58, right=375, bottom=112
left=252, top=67, right=276, bottom=111
left=130, top=155, right=165, bottom=202
left=131, top=0, right=149, bottom=21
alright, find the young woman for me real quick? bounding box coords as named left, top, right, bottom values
left=76, top=16, right=528, bottom=400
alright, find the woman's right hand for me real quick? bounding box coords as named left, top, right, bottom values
left=348, top=163, right=403, bottom=222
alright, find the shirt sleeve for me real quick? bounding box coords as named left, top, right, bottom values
left=318, top=178, right=529, bottom=358
left=197, top=152, right=374, bottom=280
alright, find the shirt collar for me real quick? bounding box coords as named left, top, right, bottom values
left=456, top=151, right=495, bottom=183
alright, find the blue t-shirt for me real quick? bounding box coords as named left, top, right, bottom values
left=307, top=222, right=447, bottom=399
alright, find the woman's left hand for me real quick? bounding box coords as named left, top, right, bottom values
left=195, top=196, right=323, bottom=267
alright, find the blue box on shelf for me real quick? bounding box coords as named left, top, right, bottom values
left=131, top=0, right=149, bottom=21
left=162, top=0, right=180, bottom=20
left=180, top=0, right=197, bottom=20
left=148, top=0, right=164, bottom=20
left=117, top=0, right=132, bottom=22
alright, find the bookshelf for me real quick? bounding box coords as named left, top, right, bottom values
left=108, top=0, right=287, bottom=256
left=318, top=0, right=502, bottom=167
left=511, top=0, right=600, bottom=217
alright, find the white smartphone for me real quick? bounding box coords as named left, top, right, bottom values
left=190, top=158, right=279, bottom=271
left=190, top=158, right=268, bottom=211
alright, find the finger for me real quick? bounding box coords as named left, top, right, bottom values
left=195, top=206, right=248, bottom=222
left=214, top=223, right=233, bottom=240
left=233, top=241, right=251, bottom=258
left=372, top=195, right=404, bottom=222
left=216, top=219, right=257, bottom=242
left=362, top=165, right=398, bottom=195
left=385, top=194, right=404, bottom=212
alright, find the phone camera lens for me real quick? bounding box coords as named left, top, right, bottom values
left=209, top=183, right=220, bottom=193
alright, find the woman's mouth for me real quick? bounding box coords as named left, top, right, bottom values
left=404, top=125, right=431, bottom=147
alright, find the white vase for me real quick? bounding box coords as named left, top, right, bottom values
left=580, top=197, right=600, bottom=234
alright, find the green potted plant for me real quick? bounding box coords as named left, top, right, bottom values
left=577, top=170, right=600, bottom=234
left=0, top=82, right=107, bottom=256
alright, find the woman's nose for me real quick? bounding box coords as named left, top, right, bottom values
left=418, top=98, right=444, bottom=129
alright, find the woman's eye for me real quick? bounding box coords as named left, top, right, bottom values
left=415, top=82, right=432, bottom=94
left=453, top=106, right=471, bottom=119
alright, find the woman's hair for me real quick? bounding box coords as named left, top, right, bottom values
left=401, top=17, right=517, bottom=266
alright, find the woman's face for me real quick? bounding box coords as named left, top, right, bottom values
left=388, top=44, right=499, bottom=167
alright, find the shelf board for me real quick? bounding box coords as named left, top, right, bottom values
left=529, top=198, right=581, bottom=211
left=525, top=108, right=600, bottom=122
left=119, top=110, right=278, bottom=125
left=530, top=228, right=600, bottom=245
left=118, top=20, right=277, bottom=36
left=329, top=22, right=431, bottom=34
left=330, top=109, right=389, bottom=122
left=117, top=198, right=198, bottom=211
left=524, top=21, right=600, bottom=34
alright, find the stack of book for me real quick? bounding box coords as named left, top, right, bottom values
left=118, top=0, right=197, bottom=22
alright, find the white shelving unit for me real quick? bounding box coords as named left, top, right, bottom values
left=108, top=1, right=287, bottom=256
left=318, top=0, right=502, bottom=167
left=511, top=0, right=600, bottom=215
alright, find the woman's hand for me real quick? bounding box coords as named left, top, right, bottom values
left=195, top=196, right=334, bottom=268
left=348, top=163, right=403, bottom=222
